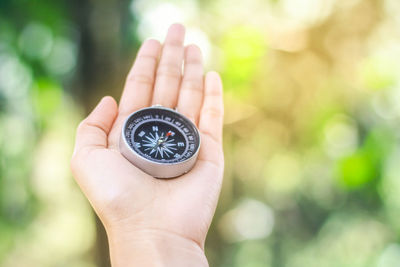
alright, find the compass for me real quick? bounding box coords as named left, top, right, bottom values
left=119, top=105, right=201, bottom=178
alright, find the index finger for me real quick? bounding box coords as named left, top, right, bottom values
left=119, top=39, right=161, bottom=116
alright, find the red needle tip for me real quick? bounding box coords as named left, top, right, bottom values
left=166, top=132, right=172, bottom=137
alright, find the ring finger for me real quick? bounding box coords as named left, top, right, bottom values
left=177, top=44, right=204, bottom=125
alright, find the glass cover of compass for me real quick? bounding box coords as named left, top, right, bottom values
left=119, top=106, right=201, bottom=178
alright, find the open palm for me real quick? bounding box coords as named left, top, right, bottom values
left=70, top=24, right=224, bottom=251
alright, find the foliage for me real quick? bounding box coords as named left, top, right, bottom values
left=2, top=0, right=400, bottom=266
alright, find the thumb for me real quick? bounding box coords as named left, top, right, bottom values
left=73, top=96, right=118, bottom=156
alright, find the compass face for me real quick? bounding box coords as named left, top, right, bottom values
left=123, top=107, right=200, bottom=164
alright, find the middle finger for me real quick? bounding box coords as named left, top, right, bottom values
left=152, top=23, right=186, bottom=108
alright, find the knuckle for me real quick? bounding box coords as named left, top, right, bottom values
left=127, top=73, right=154, bottom=86
left=79, top=118, right=108, bottom=134
left=185, top=57, right=202, bottom=65
left=204, top=106, right=223, bottom=118
left=138, top=54, right=158, bottom=64
left=157, top=65, right=181, bottom=79
left=181, top=79, right=203, bottom=93
left=207, top=89, right=222, bottom=97
left=164, top=42, right=183, bottom=51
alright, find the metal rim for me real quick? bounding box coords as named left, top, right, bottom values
left=120, top=105, right=201, bottom=167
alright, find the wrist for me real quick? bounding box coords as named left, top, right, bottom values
left=106, top=226, right=209, bottom=267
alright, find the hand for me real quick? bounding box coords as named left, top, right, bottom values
left=70, top=24, right=224, bottom=267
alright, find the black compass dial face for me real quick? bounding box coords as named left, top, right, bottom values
left=123, top=107, right=200, bottom=164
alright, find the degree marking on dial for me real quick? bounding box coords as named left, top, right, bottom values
left=128, top=112, right=196, bottom=163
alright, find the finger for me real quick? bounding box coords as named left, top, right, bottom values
left=177, top=44, right=204, bottom=124
left=152, top=23, right=185, bottom=108
left=107, top=40, right=161, bottom=149
left=73, top=96, right=118, bottom=155
left=119, top=39, right=161, bottom=116
left=198, top=71, right=224, bottom=146
left=179, top=73, right=224, bottom=217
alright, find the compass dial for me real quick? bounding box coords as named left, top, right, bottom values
left=120, top=106, right=200, bottom=177
left=133, top=121, right=187, bottom=162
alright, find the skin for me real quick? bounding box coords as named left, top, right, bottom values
left=70, top=24, right=224, bottom=266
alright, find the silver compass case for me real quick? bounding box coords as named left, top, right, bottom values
left=119, top=106, right=201, bottom=178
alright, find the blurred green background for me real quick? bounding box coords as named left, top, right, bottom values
left=1, top=0, right=400, bottom=266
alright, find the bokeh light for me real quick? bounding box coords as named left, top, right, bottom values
left=1, top=0, right=400, bottom=266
